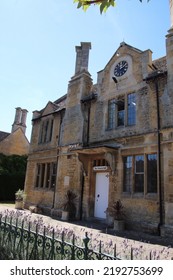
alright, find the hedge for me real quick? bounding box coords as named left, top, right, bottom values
left=0, top=175, right=25, bottom=201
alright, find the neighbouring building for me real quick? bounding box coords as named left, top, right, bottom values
left=24, top=1, right=173, bottom=237
left=0, top=107, right=29, bottom=156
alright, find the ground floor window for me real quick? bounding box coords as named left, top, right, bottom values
left=123, top=154, right=157, bottom=194
left=35, top=162, right=57, bottom=189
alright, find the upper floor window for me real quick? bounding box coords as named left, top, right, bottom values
left=107, top=93, right=136, bottom=129
left=38, top=118, right=54, bottom=144
left=123, top=153, right=157, bottom=194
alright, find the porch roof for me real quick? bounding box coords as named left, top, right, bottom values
left=74, top=143, right=120, bottom=154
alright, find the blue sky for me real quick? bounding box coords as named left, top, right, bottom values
left=0, top=0, right=170, bottom=140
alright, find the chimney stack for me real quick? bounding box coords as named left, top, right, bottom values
left=14, top=107, right=22, bottom=124
left=75, top=42, right=91, bottom=74
left=12, top=107, right=28, bottom=134
left=21, top=109, right=28, bottom=127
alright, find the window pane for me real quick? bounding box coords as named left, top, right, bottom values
left=44, top=120, right=49, bottom=142
left=118, top=111, right=125, bottom=126
left=49, top=119, right=54, bottom=142
left=134, top=174, right=144, bottom=192
left=51, top=163, right=57, bottom=189
left=40, top=164, right=45, bottom=188
left=135, top=155, right=144, bottom=192
left=123, top=156, right=132, bottom=192
left=128, top=93, right=136, bottom=125
left=135, top=155, right=144, bottom=173
left=147, top=154, right=157, bottom=193
left=117, top=99, right=124, bottom=126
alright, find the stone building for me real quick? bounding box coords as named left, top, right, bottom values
left=24, top=1, right=173, bottom=236
left=0, top=107, right=29, bottom=155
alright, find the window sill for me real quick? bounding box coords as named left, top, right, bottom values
left=122, top=192, right=157, bottom=200
left=106, top=124, right=136, bottom=131
left=145, top=193, right=158, bottom=199
left=34, top=187, right=54, bottom=192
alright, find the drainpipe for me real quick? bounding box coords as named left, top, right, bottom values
left=80, top=171, right=85, bottom=220
left=155, top=79, right=163, bottom=234
left=86, top=103, right=91, bottom=146
left=52, top=149, right=59, bottom=211
left=144, top=71, right=166, bottom=235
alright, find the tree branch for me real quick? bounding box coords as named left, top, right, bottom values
left=84, top=0, right=105, bottom=4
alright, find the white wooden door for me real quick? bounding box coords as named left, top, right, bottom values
left=94, top=172, right=109, bottom=219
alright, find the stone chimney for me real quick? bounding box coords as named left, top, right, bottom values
left=14, top=107, right=22, bottom=124
left=21, top=109, right=28, bottom=127
left=75, top=42, right=91, bottom=74
left=12, top=107, right=28, bottom=134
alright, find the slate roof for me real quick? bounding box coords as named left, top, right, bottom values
left=152, top=56, right=167, bottom=72
left=0, top=131, right=10, bottom=142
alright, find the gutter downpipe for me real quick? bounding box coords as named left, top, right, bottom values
left=155, top=79, right=163, bottom=235
left=79, top=102, right=90, bottom=220
left=80, top=171, right=85, bottom=220
left=144, top=72, right=164, bottom=235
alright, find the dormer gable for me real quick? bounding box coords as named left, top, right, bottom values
left=97, top=42, right=153, bottom=92
left=104, top=42, right=143, bottom=71
left=32, top=101, right=59, bottom=120
left=41, top=101, right=59, bottom=117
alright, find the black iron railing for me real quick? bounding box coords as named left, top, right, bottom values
left=0, top=212, right=172, bottom=260
left=0, top=214, right=120, bottom=260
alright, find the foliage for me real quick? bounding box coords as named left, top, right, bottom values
left=0, top=154, right=27, bottom=201
left=0, top=153, right=27, bottom=176
left=73, top=0, right=150, bottom=14
left=15, top=189, right=25, bottom=201
left=0, top=175, right=25, bottom=201
left=108, top=199, right=125, bottom=220
left=62, top=190, right=77, bottom=219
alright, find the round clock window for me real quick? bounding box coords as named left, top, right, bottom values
left=114, top=60, right=128, bottom=77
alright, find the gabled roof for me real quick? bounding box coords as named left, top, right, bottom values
left=0, top=131, right=10, bottom=142
left=32, top=95, right=67, bottom=121
left=100, top=41, right=143, bottom=72
left=54, top=94, right=67, bottom=105
left=152, top=56, right=167, bottom=72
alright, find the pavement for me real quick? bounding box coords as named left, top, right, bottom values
left=0, top=203, right=173, bottom=259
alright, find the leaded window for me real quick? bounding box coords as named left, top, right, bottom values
left=127, top=93, right=136, bottom=125
left=123, top=156, right=133, bottom=192
left=38, top=118, right=54, bottom=144
left=35, top=162, right=57, bottom=190
left=147, top=154, right=157, bottom=193
left=123, top=154, right=157, bottom=194
left=108, top=99, right=115, bottom=129
left=107, top=93, right=136, bottom=129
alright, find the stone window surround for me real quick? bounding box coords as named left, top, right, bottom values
left=123, top=153, right=157, bottom=196
left=107, top=92, right=136, bottom=130
left=38, top=118, right=54, bottom=144
left=35, top=162, right=57, bottom=190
